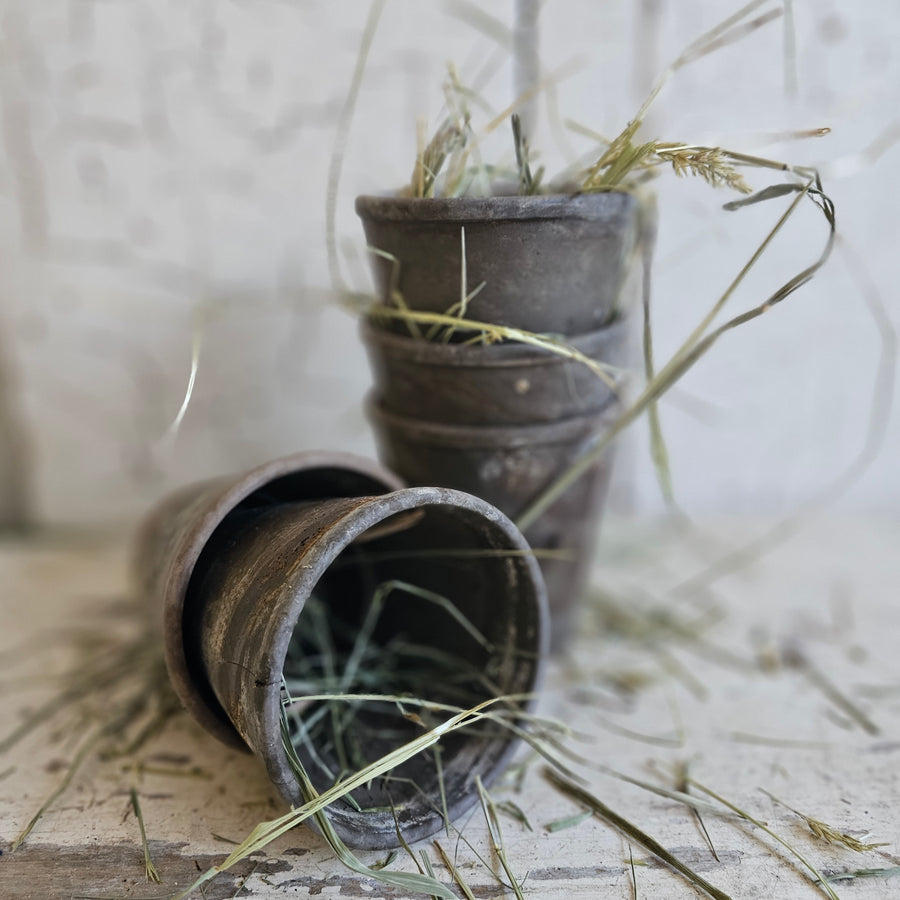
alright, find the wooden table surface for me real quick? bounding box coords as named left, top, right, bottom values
left=1, top=515, right=899, bottom=899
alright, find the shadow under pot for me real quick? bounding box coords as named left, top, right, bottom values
left=356, top=192, right=641, bottom=337
left=367, top=402, right=619, bottom=650
left=134, top=453, right=548, bottom=850
left=360, top=315, right=630, bottom=426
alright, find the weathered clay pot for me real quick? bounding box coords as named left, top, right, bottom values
left=356, top=192, right=640, bottom=336
left=135, top=452, right=547, bottom=849
left=361, top=316, right=629, bottom=426
left=135, top=452, right=405, bottom=748
left=367, top=401, right=619, bottom=649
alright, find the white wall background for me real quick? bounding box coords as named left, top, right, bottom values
left=0, top=0, right=896, bottom=527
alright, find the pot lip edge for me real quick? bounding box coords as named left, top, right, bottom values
left=355, top=190, right=638, bottom=223
left=366, top=393, right=622, bottom=446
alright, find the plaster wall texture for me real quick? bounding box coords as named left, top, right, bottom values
left=0, top=0, right=896, bottom=526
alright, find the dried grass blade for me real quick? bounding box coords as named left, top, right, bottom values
left=517, top=176, right=834, bottom=531
left=596, top=765, right=724, bottom=817
left=668, top=234, right=892, bottom=599
left=827, top=866, right=900, bottom=883
left=12, top=728, right=104, bottom=849
left=434, top=226, right=476, bottom=342
left=130, top=788, right=162, bottom=884
left=365, top=247, right=422, bottom=339
left=441, top=63, right=482, bottom=197
left=446, top=1, right=513, bottom=49
left=480, top=57, right=583, bottom=139
left=433, top=745, right=450, bottom=835
left=169, top=695, right=512, bottom=900
left=364, top=581, right=494, bottom=656
left=638, top=199, right=675, bottom=505
left=1, top=690, right=80, bottom=754
left=628, top=843, right=639, bottom=900
left=496, top=798, right=533, bottom=831
left=372, top=849, right=398, bottom=871
left=783, top=646, right=879, bottom=736
left=723, top=182, right=802, bottom=209
left=675, top=762, right=719, bottom=862
left=512, top=113, right=535, bottom=195
left=326, top=0, right=385, bottom=292
left=592, top=711, right=683, bottom=748
left=391, top=799, right=427, bottom=876
left=433, top=840, right=477, bottom=900
left=543, top=768, right=733, bottom=900
left=546, top=809, right=592, bottom=832
left=687, top=777, right=841, bottom=900
left=411, top=118, right=467, bottom=200
left=672, top=1, right=779, bottom=77
left=759, top=789, right=888, bottom=852
left=367, top=305, right=621, bottom=390
left=414, top=118, right=427, bottom=199
left=0, top=633, right=147, bottom=758
left=419, top=849, right=443, bottom=900
left=316, top=797, right=454, bottom=898
left=345, top=546, right=575, bottom=565
left=476, top=776, right=525, bottom=900
left=678, top=8, right=782, bottom=68
left=163, top=308, right=204, bottom=442
left=583, top=2, right=781, bottom=189
left=652, top=145, right=752, bottom=193
left=285, top=716, right=456, bottom=900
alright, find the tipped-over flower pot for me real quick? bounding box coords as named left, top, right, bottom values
left=135, top=452, right=547, bottom=849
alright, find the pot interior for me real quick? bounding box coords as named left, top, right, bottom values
left=280, top=501, right=542, bottom=840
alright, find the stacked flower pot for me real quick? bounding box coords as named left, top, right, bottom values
left=357, top=191, right=643, bottom=649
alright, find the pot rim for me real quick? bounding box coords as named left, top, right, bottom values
left=355, top=190, right=637, bottom=224
left=366, top=394, right=622, bottom=449
left=360, top=315, right=629, bottom=367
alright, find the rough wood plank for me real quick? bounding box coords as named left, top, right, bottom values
left=1, top=519, right=899, bottom=899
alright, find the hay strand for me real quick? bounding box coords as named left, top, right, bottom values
left=543, top=768, right=734, bottom=900
left=760, top=789, right=888, bottom=853
left=687, top=777, right=841, bottom=900
left=326, top=0, right=385, bottom=292
left=476, top=776, right=525, bottom=900
left=433, top=839, right=477, bottom=900
left=517, top=175, right=835, bottom=531
left=169, top=694, right=528, bottom=900
left=130, top=788, right=163, bottom=884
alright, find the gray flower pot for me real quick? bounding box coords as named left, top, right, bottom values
left=356, top=192, right=641, bottom=336
left=361, top=315, right=629, bottom=426
left=134, top=452, right=547, bottom=849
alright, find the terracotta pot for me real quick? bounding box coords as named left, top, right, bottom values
left=356, top=192, right=640, bottom=336
left=134, top=452, right=547, bottom=849
left=361, top=316, right=629, bottom=426
left=367, top=401, right=619, bottom=649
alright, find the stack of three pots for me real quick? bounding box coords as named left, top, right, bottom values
left=357, top=191, right=643, bottom=650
